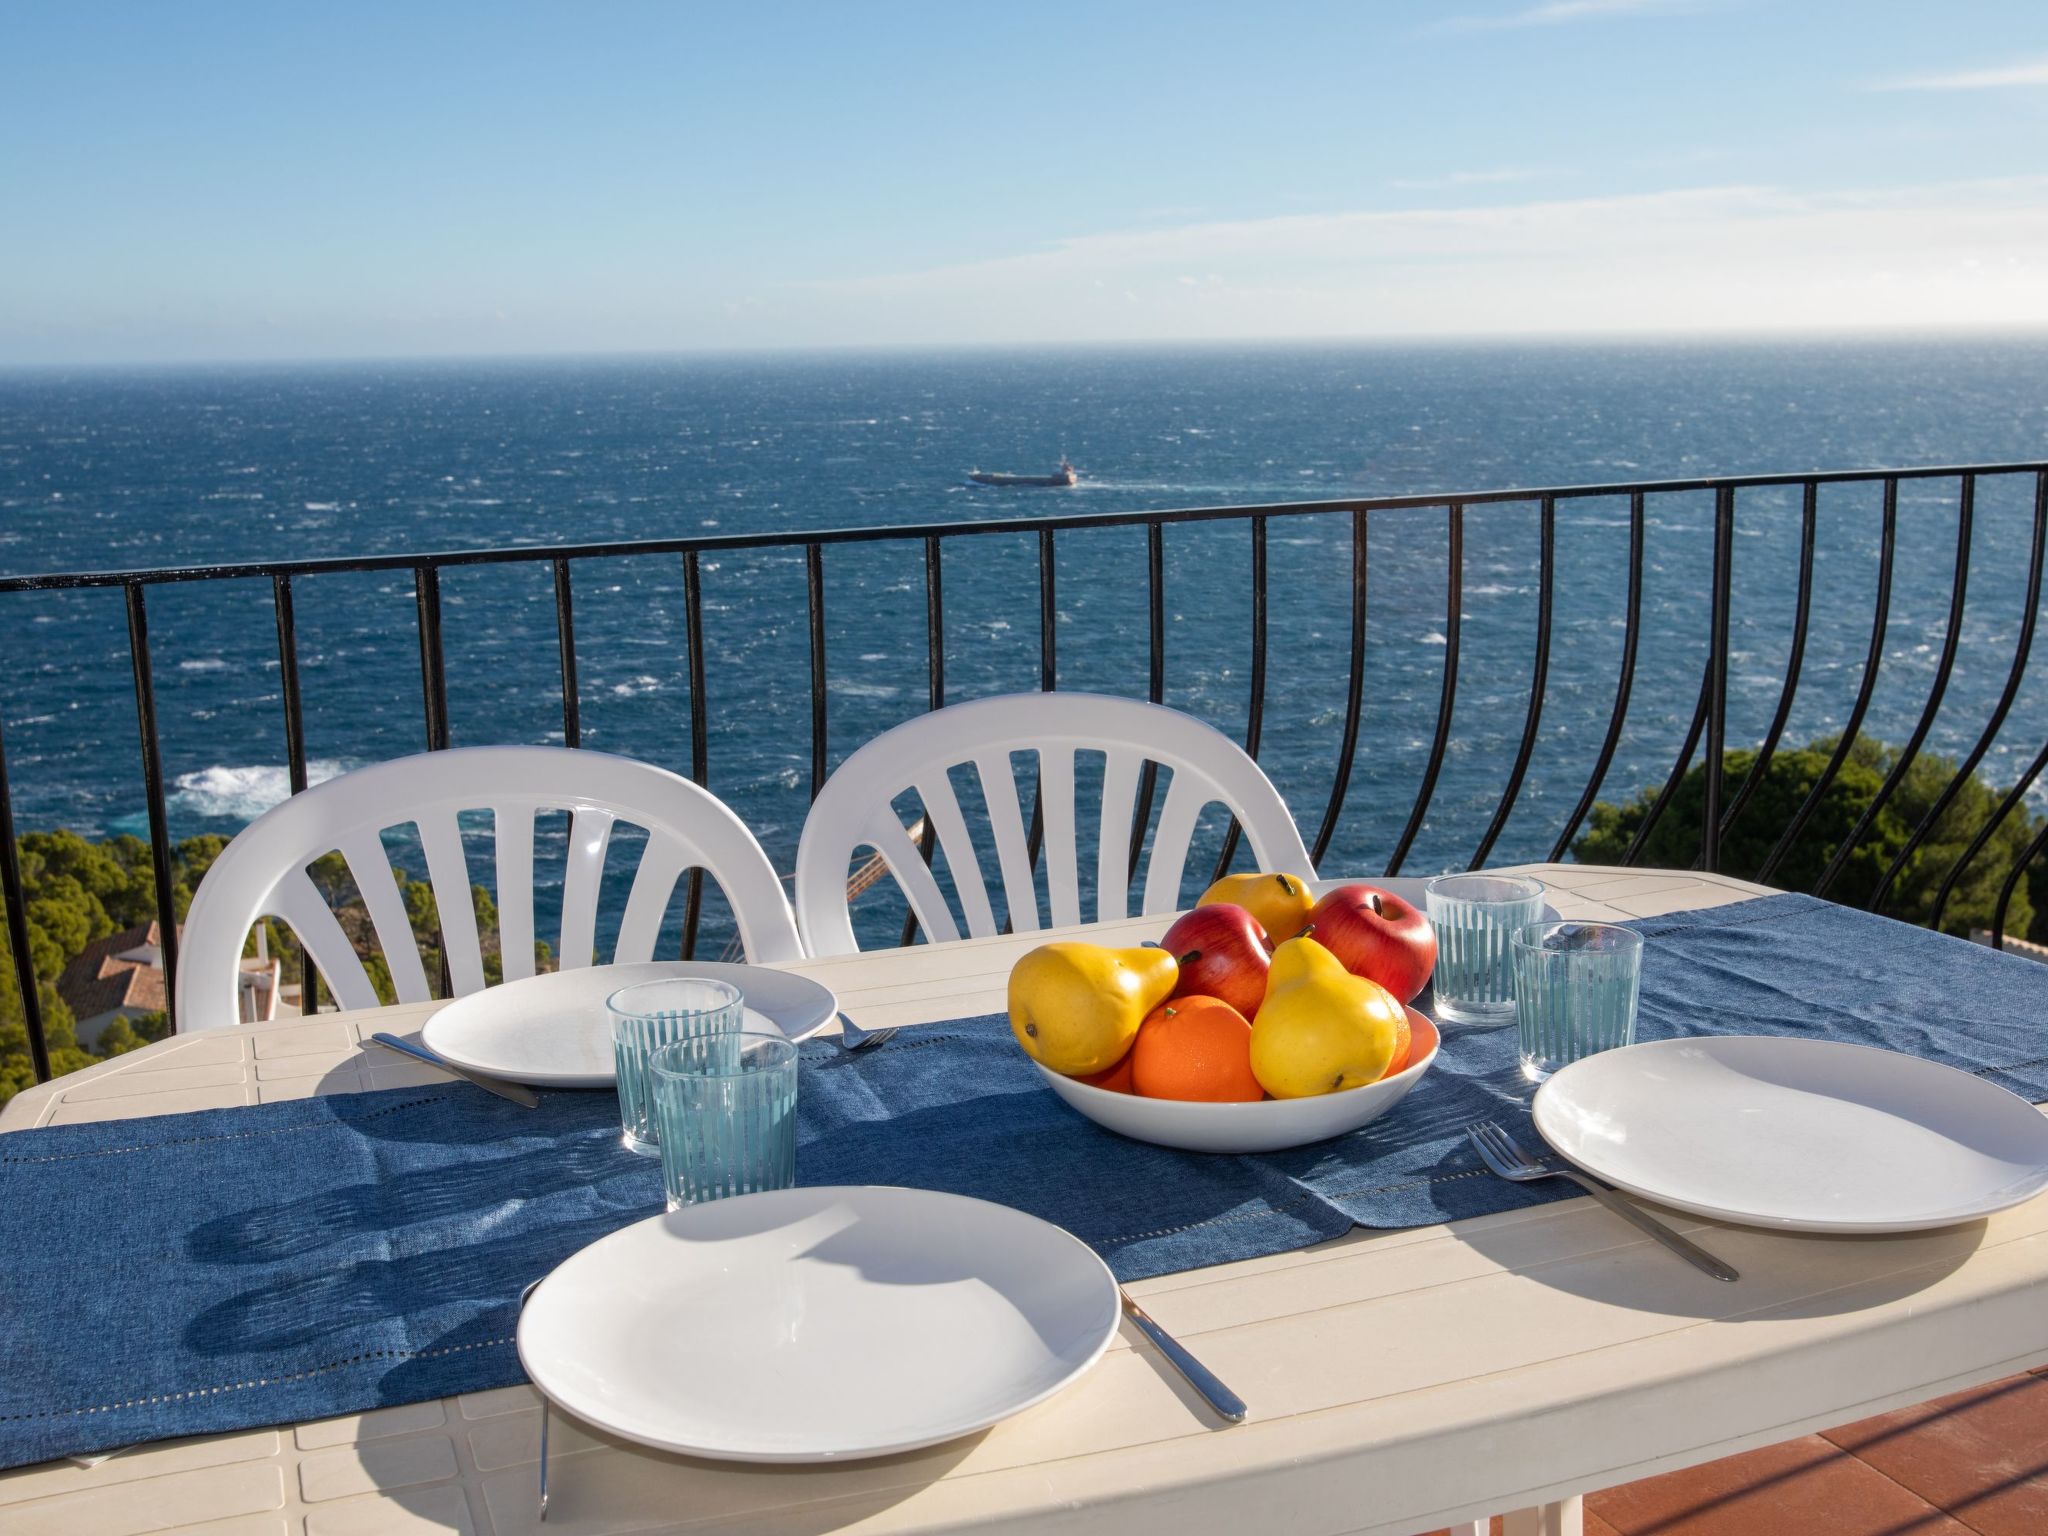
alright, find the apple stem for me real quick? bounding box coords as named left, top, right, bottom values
left=1368, top=892, right=1384, bottom=917
left=1176, top=948, right=1203, bottom=967
left=1296, top=922, right=1315, bottom=940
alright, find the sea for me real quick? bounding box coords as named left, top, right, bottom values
left=1, top=337, right=2044, bottom=953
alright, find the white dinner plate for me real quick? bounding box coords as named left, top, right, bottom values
left=420, top=961, right=838, bottom=1088
left=1533, top=1035, right=2048, bottom=1233
left=517, top=1186, right=1121, bottom=1462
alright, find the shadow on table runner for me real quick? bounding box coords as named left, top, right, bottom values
left=2, top=891, right=2044, bottom=1467
left=0, top=1086, right=661, bottom=1470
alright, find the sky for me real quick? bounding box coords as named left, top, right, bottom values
left=2, top=0, right=2046, bottom=364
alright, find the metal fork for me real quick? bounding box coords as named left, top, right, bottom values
left=1467, top=1120, right=1740, bottom=1283
left=835, top=1012, right=898, bottom=1053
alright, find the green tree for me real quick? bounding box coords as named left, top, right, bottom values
left=1576, top=736, right=2041, bottom=941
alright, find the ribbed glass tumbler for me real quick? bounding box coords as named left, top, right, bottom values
left=649, top=1031, right=799, bottom=1209
left=1424, top=874, right=1547, bottom=1026
left=607, top=978, right=746, bottom=1156
left=1512, top=921, right=1643, bottom=1083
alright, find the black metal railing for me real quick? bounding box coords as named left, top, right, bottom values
left=3, top=459, right=2046, bottom=1080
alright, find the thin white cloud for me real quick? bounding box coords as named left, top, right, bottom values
left=1390, top=166, right=1567, bottom=190
left=1441, top=0, right=1700, bottom=33
left=1876, top=57, right=2048, bottom=91
left=799, top=177, right=2048, bottom=345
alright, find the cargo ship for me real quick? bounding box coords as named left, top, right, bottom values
left=966, top=458, right=1077, bottom=487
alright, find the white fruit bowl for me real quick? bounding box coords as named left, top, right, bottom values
left=1032, top=1007, right=1440, bottom=1154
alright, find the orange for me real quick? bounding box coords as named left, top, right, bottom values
left=1131, top=995, right=1264, bottom=1103
left=1384, top=1007, right=1414, bottom=1077
left=1077, top=1049, right=1136, bottom=1094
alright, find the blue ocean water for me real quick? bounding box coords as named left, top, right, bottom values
left=0, top=338, right=2044, bottom=952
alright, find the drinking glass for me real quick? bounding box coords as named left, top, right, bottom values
left=1424, top=874, right=1547, bottom=1026
left=649, top=1031, right=799, bottom=1208
left=1512, top=921, right=1644, bottom=1082
left=607, top=978, right=745, bottom=1156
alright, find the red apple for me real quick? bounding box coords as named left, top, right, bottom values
left=1161, top=902, right=1273, bottom=1019
left=1308, top=884, right=1437, bottom=1003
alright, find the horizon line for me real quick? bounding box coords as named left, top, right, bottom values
left=5, top=320, right=2048, bottom=375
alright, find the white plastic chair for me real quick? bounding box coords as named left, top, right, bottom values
left=794, top=692, right=1314, bottom=956
left=176, top=746, right=801, bottom=1032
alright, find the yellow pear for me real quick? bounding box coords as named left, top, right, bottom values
left=1199, top=870, right=1315, bottom=944
left=1250, top=936, right=1404, bottom=1098
left=1008, top=942, right=1180, bottom=1076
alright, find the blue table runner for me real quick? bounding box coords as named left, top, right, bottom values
left=3, top=892, right=2045, bottom=1468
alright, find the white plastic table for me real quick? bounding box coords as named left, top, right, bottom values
left=4, top=864, right=2046, bottom=1536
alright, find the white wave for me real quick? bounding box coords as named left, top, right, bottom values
left=1421, top=631, right=1449, bottom=646
left=610, top=675, right=663, bottom=697
left=170, top=760, right=346, bottom=822
left=179, top=657, right=231, bottom=672
left=829, top=680, right=901, bottom=699
left=303, top=501, right=340, bottom=511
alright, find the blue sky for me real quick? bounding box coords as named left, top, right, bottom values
left=3, top=0, right=2045, bottom=362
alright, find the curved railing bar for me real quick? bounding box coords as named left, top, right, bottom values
left=1211, top=514, right=1269, bottom=883
left=1991, top=816, right=2048, bottom=950
left=1549, top=490, right=1645, bottom=861
left=1126, top=523, right=1168, bottom=884
left=1874, top=470, right=2044, bottom=914
left=1471, top=497, right=1555, bottom=868
left=1699, top=486, right=1738, bottom=872
left=1931, top=737, right=2048, bottom=933
left=1814, top=475, right=1975, bottom=898
left=1023, top=527, right=1057, bottom=877
left=898, top=536, right=947, bottom=947
left=1385, top=505, right=1463, bottom=876
left=680, top=550, right=710, bottom=959
left=126, top=584, right=183, bottom=1031
left=1313, top=508, right=1370, bottom=867
left=414, top=566, right=450, bottom=751
left=805, top=543, right=829, bottom=801
left=1621, top=665, right=1710, bottom=867
left=1756, top=476, right=1899, bottom=885
left=551, top=559, right=581, bottom=750
left=1720, top=481, right=1815, bottom=841
left=273, top=572, right=322, bottom=1014
left=0, top=712, right=49, bottom=1080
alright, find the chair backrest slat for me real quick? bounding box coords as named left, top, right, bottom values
left=494, top=805, right=538, bottom=983
left=557, top=806, right=616, bottom=971
left=974, top=751, right=1040, bottom=933
left=615, top=841, right=689, bottom=964
left=1142, top=772, right=1208, bottom=916
left=864, top=805, right=962, bottom=945
left=1039, top=745, right=1083, bottom=929
left=340, top=830, right=432, bottom=1003
left=176, top=747, right=801, bottom=1032
left=794, top=693, right=1314, bottom=956
left=917, top=773, right=997, bottom=938
left=1094, top=749, right=1142, bottom=924
left=418, top=812, right=486, bottom=995
left=269, top=868, right=382, bottom=1012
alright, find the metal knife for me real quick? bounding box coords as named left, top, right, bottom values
left=1121, top=1287, right=1247, bottom=1425
left=369, top=1032, right=541, bottom=1108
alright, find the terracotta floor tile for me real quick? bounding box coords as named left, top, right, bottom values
left=1822, top=1373, right=2048, bottom=1536
left=1588, top=1433, right=1970, bottom=1536
left=1408, top=1507, right=1624, bottom=1536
